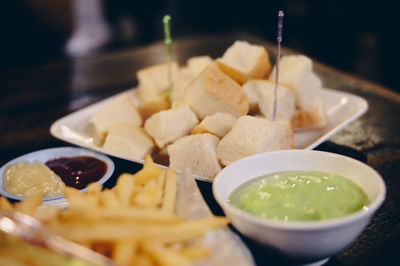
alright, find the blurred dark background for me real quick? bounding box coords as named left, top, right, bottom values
left=0, top=0, right=397, bottom=92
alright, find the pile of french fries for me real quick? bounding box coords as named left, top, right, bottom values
left=0, top=155, right=229, bottom=266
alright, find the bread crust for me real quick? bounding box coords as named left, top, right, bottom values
left=137, top=93, right=170, bottom=121
left=216, top=60, right=247, bottom=85
left=191, top=124, right=213, bottom=135
left=191, top=113, right=237, bottom=138
left=291, top=107, right=327, bottom=130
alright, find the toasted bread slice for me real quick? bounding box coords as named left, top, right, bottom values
left=144, top=105, right=199, bottom=149
left=87, top=93, right=142, bottom=145
left=216, top=40, right=271, bottom=85
left=216, top=116, right=293, bottom=166
left=183, top=65, right=249, bottom=119
left=168, top=133, right=221, bottom=179
left=103, top=123, right=154, bottom=160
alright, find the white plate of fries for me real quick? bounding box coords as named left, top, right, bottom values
left=50, top=87, right=368, bottom=182
left=0, top=155, right=254, bottom=266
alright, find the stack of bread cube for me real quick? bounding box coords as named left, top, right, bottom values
left=87, top=40, right=327, bottom=179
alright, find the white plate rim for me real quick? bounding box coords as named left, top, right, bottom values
left=0, top=147, right=115, bottom=202
left=302, top=89, right=368, bottom=150
left=49, top=88, right=368, bottom=183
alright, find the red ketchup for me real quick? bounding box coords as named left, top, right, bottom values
left=45, top=156, right=107, bottom=190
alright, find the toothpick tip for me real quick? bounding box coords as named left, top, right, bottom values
left=163, top=14, right=171, bottom=24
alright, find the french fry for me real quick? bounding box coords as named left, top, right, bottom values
left=168, top=242, right=183, bottom=251
left=142, top=242, right=191, bottom=266
left=113, top=240, right=137, bottom=266
left=133, top=155, right=163, bottom=186
left=0, top=257, right=19, bottom=266
left=86, top=182, right=102, bottom=196
left=179, top=245, right=210, bottom=260
left=114, top=173, right=136, bottom=206
left=133, top=192, right=160, bottom=209
left=85, top=193, right=101, bottom=210
left=48, top=216, right=229, bottom=243
left=62, top=187, right=103, bottom=221
left=161, top=168, right=177, bottom=214
left=135, top=253, right=155, bottom=266
left=14, top=194, right=42, bottom=216
left=95, top=207, right=179, bottom=222
left=133, top=179, right=163, bottom=208
left=64, top=187, right=87, bottom=210
left=100, top=189, right=120, bottom=208
left=33, top=205, right=61, bottom=222
left=157, top=170, right=166, bottom=188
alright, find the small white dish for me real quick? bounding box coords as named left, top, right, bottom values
left=50, top=88, right=368, bottom=182
left=0, top=147, right=115, bottom=204
left=213, top=150, right=385, bottom=263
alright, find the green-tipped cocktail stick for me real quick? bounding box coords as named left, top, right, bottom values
left=273, top=10, right=284, bottom=121
left=163, top=15, right=173, bottom=104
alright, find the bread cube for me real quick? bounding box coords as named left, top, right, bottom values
left=269, top=55, right=327, bottom=129
left=144, top=105, right=199, bottom=149
left=191, top=113, right=237, bottom=138
left=103, top=123, right=154, bottom=160
left=136, top=62, right=179, bottom=103
left=168, top=133, right=221, bottom=178
left=291, top=98, right=327, bottom=130
left=269, top=55, right=321, bottom=109
left=171, top=56, right=214, bottom=105
left=87, top=93, right=142, bottom=145
left=183, top=65, right=249, bottom=119
left=170, top=67, right=196, bottom=105
left=216, top=40, right=271, bottom=85
left=216, top=116, right=293, bottom=166
left=187, top=55, right=214, bottom=76
left=242, top=79, right=296, bottom=120
left=137, top=93, right=170, bottom=121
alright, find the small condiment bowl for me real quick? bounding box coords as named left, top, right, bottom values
left=0, top=147, right=115, bottom=206
left=213, top=150, right=386, bottom=263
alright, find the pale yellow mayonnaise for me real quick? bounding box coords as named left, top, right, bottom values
left=3, top=161, right=65, bottom=197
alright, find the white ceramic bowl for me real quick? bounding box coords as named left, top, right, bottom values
left=0, top=147, right=115, bottom=206
left=213, top=150, right=386, bottom=263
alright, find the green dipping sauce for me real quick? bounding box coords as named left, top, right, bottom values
left=228, top=171, right=369, bottom=222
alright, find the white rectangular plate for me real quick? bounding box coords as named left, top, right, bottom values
left=50, top=88, right=368, bottom=182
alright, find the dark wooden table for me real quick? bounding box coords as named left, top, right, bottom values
left=1, top=33, right=399, bottom=266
